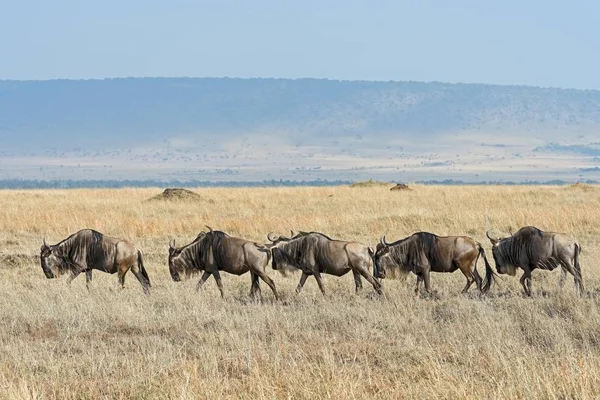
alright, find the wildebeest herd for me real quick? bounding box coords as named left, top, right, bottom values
left=39, top=225, right=584, bottom=297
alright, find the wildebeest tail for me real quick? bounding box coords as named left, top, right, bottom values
left=575, top=243, right=583, bottom=291
left=478, top=244, right=494, bottom=294
left=138, top=250, right=151, bottom=287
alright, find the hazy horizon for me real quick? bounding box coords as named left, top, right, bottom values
left=3, top=76, right=600, bottom=92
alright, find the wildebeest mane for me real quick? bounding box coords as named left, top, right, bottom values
left=275, top=234, right=317, bottom=269
left=388, top=232, right=440, bottom=270
left=51, top=229, right=111, bottom=271
left=496, top=226, right=548, bottom=268
left=178, top=230, right=230, bottom=271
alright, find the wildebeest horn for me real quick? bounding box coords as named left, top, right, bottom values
left=43, top=238, right=48, bottom=248
left=206, top=225, right=213, bottom=233
left=267, top=232, right=277, bottom=242
left=169, top=239, right=175, bottom=249
left=486, top=230, right=499, bottom=244
left=290, top=230, right=295, bottom=238
left=382, top=236, right=391, bottom=246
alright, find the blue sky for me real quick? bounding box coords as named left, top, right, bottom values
left=2, top=0, right=599, bottom=89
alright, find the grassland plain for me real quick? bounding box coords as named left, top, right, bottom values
left=0, top=185, right=599, bottom=399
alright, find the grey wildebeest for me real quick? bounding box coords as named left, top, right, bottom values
left=266, top=231, right=382, bottom=295
left=371, top=232, right=494, bottom=295
left=486, top=226, right=583, bottom=296
left=168, top=228, right=279, bottom=300
left=39, top=229, right=151, bottom=293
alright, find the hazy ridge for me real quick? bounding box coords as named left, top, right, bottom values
left=1, top=78, right=599, bottom=182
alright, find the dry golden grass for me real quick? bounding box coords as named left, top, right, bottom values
left=0, top=185, right=599, bottom=399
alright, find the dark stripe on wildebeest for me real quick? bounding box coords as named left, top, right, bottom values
left=266, top=231, right=382, bottom=296
left=372, top=232, right=494, bottom=295
left=40, top=229, right=151, bottom=293
left=486, top=226, right=583, bottom=296
left=168, top=227, right=278, bottom=300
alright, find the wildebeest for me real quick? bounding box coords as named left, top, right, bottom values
left=486, top=226, right=583, bottom=296
left=266, top=231, right=382, bottom=295
left=39, top=229, right=151, bottom=293
left=371, top=232, right=494, bottom=295
left=168, top=228, right=278, bottom=299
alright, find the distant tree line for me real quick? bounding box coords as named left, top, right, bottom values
left=0, top=179, right=596, bottom=189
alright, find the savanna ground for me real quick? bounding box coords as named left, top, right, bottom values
left=0, top=185, right=599, bottom=399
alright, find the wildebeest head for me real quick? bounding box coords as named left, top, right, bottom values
left=372, top=238, right=396, bottom=279
left=39, top=239, right=67, bottom=279
left=168, top=231, right=208, bottom=282
left=486, top=231, right=516, bottom=276
left=371, top=237, right=411, bottom=281
left=168, top=239, right=185, bottom=282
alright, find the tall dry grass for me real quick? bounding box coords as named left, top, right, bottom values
left=0, top=185, right=599, bottom=399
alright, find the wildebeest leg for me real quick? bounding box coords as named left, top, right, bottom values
left=314, top=271, right=326, bottom=295
left=85, top=270, right=92, bottom=290
left=355, top=267, right=383, bottom=295
left=520, top=268, right=533, bottom=296
left=352, top=270, right=363, bottom=293
left=414, top=275, right=423, bottom=295
left=558, top=267, right=567, bottom=290
left=561, top=261, right=583, bottom=296
left=130, top=264, right=150, bottom=294
left=254, top=270, right=279, bottom=300
left=422, top=270, right=432, bottom=294
left=66, top=270, right=80, bottom=286
left=212, top=270, right=225, bottom=298
left=250, top=272, right=261, bottom=299
left=459, top=267, right=475, bottom=293
left=296, top=272, right=310, bottom=294
left=196, top=271, right=211, bottom=292
left=118, top=270, right=126, bottom=289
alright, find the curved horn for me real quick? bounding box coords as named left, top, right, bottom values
left=267, top=232, right=277, bottom=242
left=379, top=236, right=385, bottom=246
left=43, top=238, right=48, bottom=247
left=169, top=239, right=175, bottom=249
left=486, top=230, right=499, bottom=244
left=205, top=225, right=213, bottom=233
left=290, top=230, right=295, bottom=238
left=382, top=236, right=391, bottom=246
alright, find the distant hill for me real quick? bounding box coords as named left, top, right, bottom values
left=2, top=78, right=600, bottom=148
left=1, top=78, right=599, bottom=182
